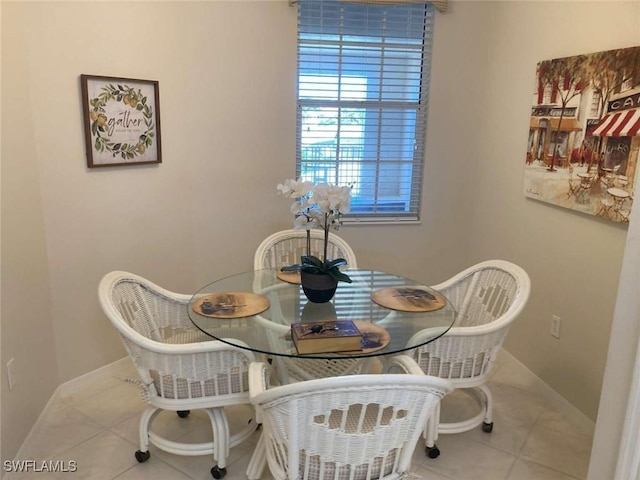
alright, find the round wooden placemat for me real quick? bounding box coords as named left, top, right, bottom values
left=276, top=270, right=302, bottom=284
left=371, top=287, right=446, bottom=312
left=337, top=320, right=390, bottom=354
left=192, top=291, right=270, bottom=319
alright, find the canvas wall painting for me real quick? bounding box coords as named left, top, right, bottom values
left=523, top=46, right=640, bottom=223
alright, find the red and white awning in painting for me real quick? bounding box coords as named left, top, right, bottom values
left=591, top=109, right=640, bottom=137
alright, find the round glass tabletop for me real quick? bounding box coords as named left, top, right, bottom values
left=188, top=268, right=455, bottom=360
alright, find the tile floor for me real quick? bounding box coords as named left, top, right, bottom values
left=6, top=350, right=594, bottom=480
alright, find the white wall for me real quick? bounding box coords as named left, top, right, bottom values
left=589, top=185, right=640, bottom=479
left=352, top=0, right=638, bottom=422
left=1, top=0, right=300, bottom=460
left=468, top=0, right=638, bottom=420
left=1, top=0, right=638, bottom=470
left=1, top=3, right=59, bottom=463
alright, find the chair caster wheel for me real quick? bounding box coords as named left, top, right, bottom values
left=177, top=410, right=191, bottom=418
left=135, top=450, right=150, bottom=463
left=482, top=422, right=494, bottom=433
left=426, top=445, right=440, bottom=458
left=211, top=466, right=227, bottom=479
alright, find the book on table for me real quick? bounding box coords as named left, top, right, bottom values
left=291, top=320, right=363, bottom=354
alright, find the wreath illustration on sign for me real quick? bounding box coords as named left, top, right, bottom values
left=87, top=83, right=155, bottom=160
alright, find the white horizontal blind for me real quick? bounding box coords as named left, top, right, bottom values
left=297, top=0, right=433, bottom=222
left=341, top=0, right=448, bottom=14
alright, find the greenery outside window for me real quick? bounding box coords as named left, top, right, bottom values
left=297, top=0, right=434, bottom=222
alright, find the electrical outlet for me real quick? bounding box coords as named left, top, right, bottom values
left=551, top=315, right=561, bottom=339
left=7, top=358, right=18, bottom=390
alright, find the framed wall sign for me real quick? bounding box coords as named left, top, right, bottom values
left=81, top=74, right=162, bottom=168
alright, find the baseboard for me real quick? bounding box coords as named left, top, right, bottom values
left=4, top=388, right=62, bottom=480
left=499, top=348, right=595, bottom=432
left=58, top=356, right=130, bottom=398
left=4, top=356, right=131, bottom=479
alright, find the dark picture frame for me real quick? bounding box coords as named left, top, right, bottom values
left=81, top=74, right=162, bottom=168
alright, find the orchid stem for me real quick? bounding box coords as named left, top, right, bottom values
left=323, top=213, right=329, bottom=262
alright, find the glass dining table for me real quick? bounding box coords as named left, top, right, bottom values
left=187, top=268, right=456, bottom=361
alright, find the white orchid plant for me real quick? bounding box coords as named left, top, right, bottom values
left=277, top=178, right=353, bottom=283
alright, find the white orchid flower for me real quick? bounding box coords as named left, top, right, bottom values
left=290, top=200, right=303, bottom=215
left=292, top=215, right=308, bottom=229
left=277, top=178, right=313, bottom=199
left=309, top=210, right=326, bottom=225
left=278, top=178, right=354, bottom=283
left=327, top=185, right=351, bottom=213
left=280, top=178, right=352, bottom=232
left=293, top=214, right=318, bottom=230
left=310, top=183, right=331, bottom=213
left=312, top=183, right=352, bottom=214
left=276, top=180, right=293, bottom=195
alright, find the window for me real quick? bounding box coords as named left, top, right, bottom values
left=296, top=0, right=434, bottom=222
left=543, top=85, right=553, bottom=105
left=590, top=91, right=601, bottom=118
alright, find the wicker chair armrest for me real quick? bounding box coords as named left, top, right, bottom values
left=429, top=273, right=468, bottom=295
left=170, top=292, right=193, bottom=304
left=249, top=361, right=270, bottom=399
left=431, top=260, right=507, bottom=292
left=405, top=326, right=450, bottom=349
left=131, top=334, right=255, bottom=358
left=382, top=355, right=425, bottom=375
left=102, top=270, right=193, bottom=303
left=408, top=320, right=511, bottom=348
left=430, top=259, right=530, bottom=293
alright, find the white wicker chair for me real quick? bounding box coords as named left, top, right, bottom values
left=254, top=228, right=357, bottom=270
left=254, top=229, right=366, bottom=382
left=245, top=356, right=453, bottom=480
left=98, top=271, right=258, bottom=479
left=404, top=260, right=531, bottom=458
